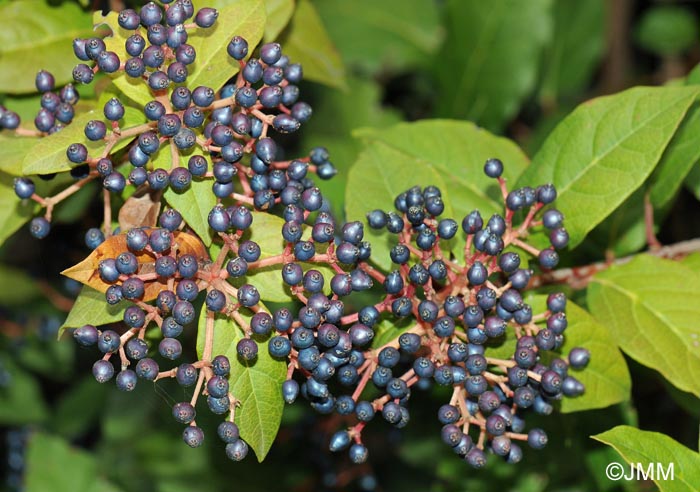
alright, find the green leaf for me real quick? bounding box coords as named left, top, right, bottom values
left=195, top=307, right=285, bottom=461
left=593, top=426, right=700, bottom=492
left=315, top=0, right=442, bottom=74
left=433, top=0, right=552, bottom=132
left=518, top=86, right=700, bottom=248
left=345, top=120, right=529, bottom=271
left=588, top=255, right=700, bottom=396
left=539, top=0, right=605, bottom=103
left=0, top=263, right=41, bottom=306
left=649, top=104, right=700, bottom=208
left=681, top=252, right=700, bottom=271
left=25, top=433, right=125, bottom=492
left=281, top=0, right=345, bottom=89
left=0, top=134, right=40, bottom=175
left=186, top=0, right=266, bottom=94
left=583, top=188, right=648, bottom=258
left=224, top=212, right=335, bottom=302
left=0, top=171, right=36, bottom=247
left=0, top=1, right=93, bottom=93
left=635, top=6, right=698, bottom=56
left=59, top=286, right=127, bottom=338
left=0, top=357, right=48, bottom=425
left=22, top=108, right=145, bottom=175
left=164, top=176, right=216, bottom=247
left=683, top=160, right=700, bottom=200
left=265, top=0, right=294, bottom=41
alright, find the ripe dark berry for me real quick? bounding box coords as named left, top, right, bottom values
left=35, top=70, right=55, bottom=92
left=97, top=51, right=120, bottom=73
left=217, top=421, right=239, bottom=443
left=568, top=347, right=591, bottom=369
left=140, top=1, right=163, bottom=26
left=29, top=217, right=51, bottom=239
left=542, top=209, right=564, bottom=229
left=159, top=337, right=183, bottom=360
left=172, top=402, right=196, bottom=424
left=182, top=426, right=204, bottom=448
left=462, top=210, right=483, bottom=234
left=176, top=364, right=198, bottom=386
left=527, top=428, right=548, bottom=450
left=227, top=36, right=249, bottom=60
left=92, top=360, right=115, bottom=383
left=73, top=324, right=98, bottom=347
left=13, top=177, right=35, bottom=199
left=73, top=63, right=94, bottom=84
left=195, top=7, right=218, bottom=27
left=225, top=440, right=249, bottom=461
left=484, top=158, right=504, bottom=178
left=116, top=369, right=138, bottom=392
left=539, top=247, right=559, bottom=269
left=125, top=33, right=146, bottom=57
left=118, top=8, right=140, bottom=29
left=236, top=338, right=258, bottom=361
left=537, top=183, right=557, bottom=204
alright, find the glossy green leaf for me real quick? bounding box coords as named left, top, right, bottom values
left=0, top=1, right=93, bottom=93
left=265, top=0, right=294, bottom=41
left=593, top=426, right=700, bottom=492
left=433, top=0, right=552, bottom=132
left=635, top=6, right=698, bottom=56
left=0, top=135, right=40, bottom=175
left=186, top=0, right=266, bottom=94
left=518, top=86, right=700, bottom=248
left=588, top=255, right=700, bottom=396
left=25, top=432, right=125, bottom=492
left=683, top=160, right=700, bottom=200
left=584, top=188, right=648, bottom=258
left=0, top=171, right=37, bottom=247
left=345, top=120, right=529, bottom=270
left=650, top=102, right=700, bottom=208
left=22, top=108, right=145, bottom=175
left=164, top=175, right=216, bottom=246
left=539, top=0, right=605, bottom=103
left=315, top=0, right=442, bottom=73
left=225, top=212, right=335, bottom=302
left=0, top=263, right=41, bottom=306
left=195, top=307, right=285, bottom=461
left=681, top=252, right=700, bottom=271
left=281, top=0, right=345, bottom=89
left=59, top=286, right=127, bottom=338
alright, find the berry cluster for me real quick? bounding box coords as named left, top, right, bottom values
left=15, top=0, right=333, bottom=240
left=267, top=160, right=589, bottom=467
left=1, top=71, right=79, bottom=134
left=5, top=1, right=590, bottom=468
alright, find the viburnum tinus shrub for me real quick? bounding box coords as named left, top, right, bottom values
left=3, top=1, right=589, bottom=466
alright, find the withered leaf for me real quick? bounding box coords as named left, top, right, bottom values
left=61, top=229, right=207, bottom=302
left=118, top=185, right=162, bottom=230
